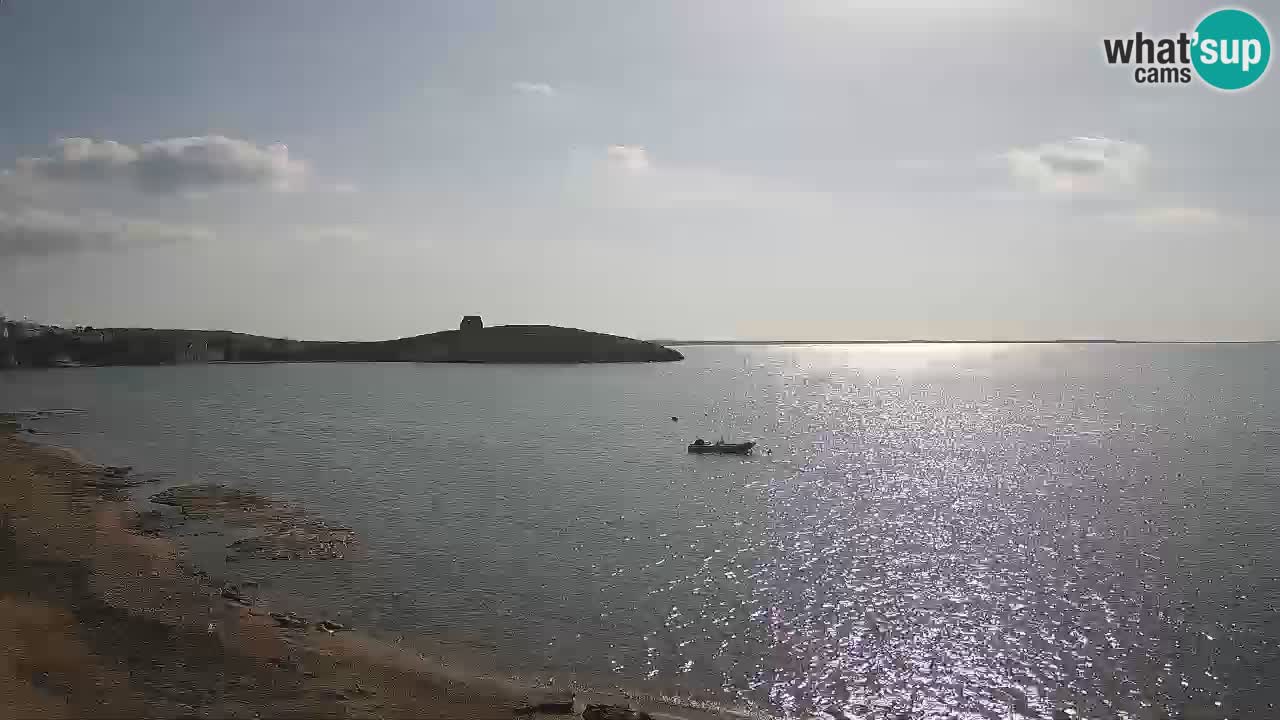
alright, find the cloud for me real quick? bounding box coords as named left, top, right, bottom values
left=1087, top=204, right=1245, bottom=235
left=584, top=145, right=831, bottom=212
left=605, top=145, right=651, bottom=172
left=1127, top=206, right=1231, bottom=229
left=304, top=225, right=370, bottom=243
left=1004, top=138, right=1242, bottom=233
left=18, top=138, right=138, bottom=182
left=0, top=207, right=213, bottom=258
left=1006, top=136, right=1148, bottom=194
left=16, top=136, right=309, bottom=194
left=0, top=170, right=39, bottom=203
left=512, top=81, right=556, bottom=97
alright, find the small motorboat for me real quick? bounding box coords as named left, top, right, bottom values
left=687, top=438, right=756, bottom=455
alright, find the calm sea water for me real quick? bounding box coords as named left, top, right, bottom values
left=3, top=345, right=1279, bottom=719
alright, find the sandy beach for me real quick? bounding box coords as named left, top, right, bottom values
left=0, top=417, right=722, bottom=720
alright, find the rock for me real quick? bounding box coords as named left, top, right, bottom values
left=136, top=509, right=180, bottom=535
left=581, top=704, right=652, bottom=720
left=514, top=689, right=575, bottom=715
left=87, top=477, right=132, bottom=489
left=315, top=620, right=347, bottom=633
left=267, top=657, right=297, bottom=671
left=269, top=611, right=308, bottom=629
left=87, top=465, right=150, bottom=488
left=220, top=585, right=252, bottom=605
left=150, top=484, right=273, bottom=514
left=226, top=520, right=355, bottom=562
left=671, top=416, right=678, bottom=421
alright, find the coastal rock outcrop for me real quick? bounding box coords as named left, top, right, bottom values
left=149, top=484, right=355, bottom=561
left=86, top=465, right=146, bottom=488
left=581, top=704, right=653, bottom=720
left=303, top=321, right=683, bottom=364
left=315, top=619, right=347, bottom=633
left=514, top=689, right=576, bottom=715
left=270, top=611, right=309, bottom=629
left=220, top=584, right=253, bottom=606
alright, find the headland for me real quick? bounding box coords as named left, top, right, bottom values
left=0, top=315, right=683, bottom=368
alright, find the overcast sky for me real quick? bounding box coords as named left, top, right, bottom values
left=1, top=1, right=1276, bottom=341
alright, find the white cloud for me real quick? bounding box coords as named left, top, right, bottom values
left=512, top=81, right=556, bottom=97
left=1006, top=136, right=1148, bottom=194
left=586, top=145, right=831, bottom=212
left=17, top=138, right=138, bottom=181
left=16, top=136, right=309, bottom=194
left=0, top=207, right=214, bottom=258
left=1126, top=206, right=1231, bottom=230
left=1004, top=138, right=1244, bottom=232
left=605, top=145, right=651, bottom=172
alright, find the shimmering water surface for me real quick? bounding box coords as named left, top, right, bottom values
left=4, top=345, right=1279, bottom=719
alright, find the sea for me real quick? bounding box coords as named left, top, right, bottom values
left=2, top=344, right=1278, bottom=719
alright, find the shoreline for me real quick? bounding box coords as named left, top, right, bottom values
left=0, top=415, right=741, bottom=720
left=659, top=339, right=1280, bottom=346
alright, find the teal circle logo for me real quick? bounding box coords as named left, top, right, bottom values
left=1192, top=8, right=1270, bottom=90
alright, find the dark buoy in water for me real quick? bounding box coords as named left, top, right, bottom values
left=671, top=416, right=679, bottom=422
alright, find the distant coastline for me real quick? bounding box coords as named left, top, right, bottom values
left=655, top=339, right=1280, bottom=346
left=1, top=315, right=683, bottom=368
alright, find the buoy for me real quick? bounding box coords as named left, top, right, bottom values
left=671, top=416, right=678, bottom=421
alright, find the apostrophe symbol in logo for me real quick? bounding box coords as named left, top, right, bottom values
left=1192, top=8, right=1271, bottom=90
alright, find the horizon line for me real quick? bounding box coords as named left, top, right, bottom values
left=652, top=339, right=1280, bottom=346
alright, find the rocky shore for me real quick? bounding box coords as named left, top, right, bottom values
left=0, top=415, right=733, bottom=720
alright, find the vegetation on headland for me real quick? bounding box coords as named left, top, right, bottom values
left=0, top=317, right=683, bottom=368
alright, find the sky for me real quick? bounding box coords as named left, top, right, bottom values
left=0, top=0, right=1277, bottom=341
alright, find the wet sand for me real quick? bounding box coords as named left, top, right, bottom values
left=0, top=418, right=725, bottom=719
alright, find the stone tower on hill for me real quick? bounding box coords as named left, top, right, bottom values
left=459, top=315, right=483, bottom=331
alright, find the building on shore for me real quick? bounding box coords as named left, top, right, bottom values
left=460, top=315, right=483, bottom=332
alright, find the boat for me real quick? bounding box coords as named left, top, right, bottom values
left=687, top=439, right=756, bottom=455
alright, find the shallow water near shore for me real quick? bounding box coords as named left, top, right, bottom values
left=4, top=344, right=1280, bottom=719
